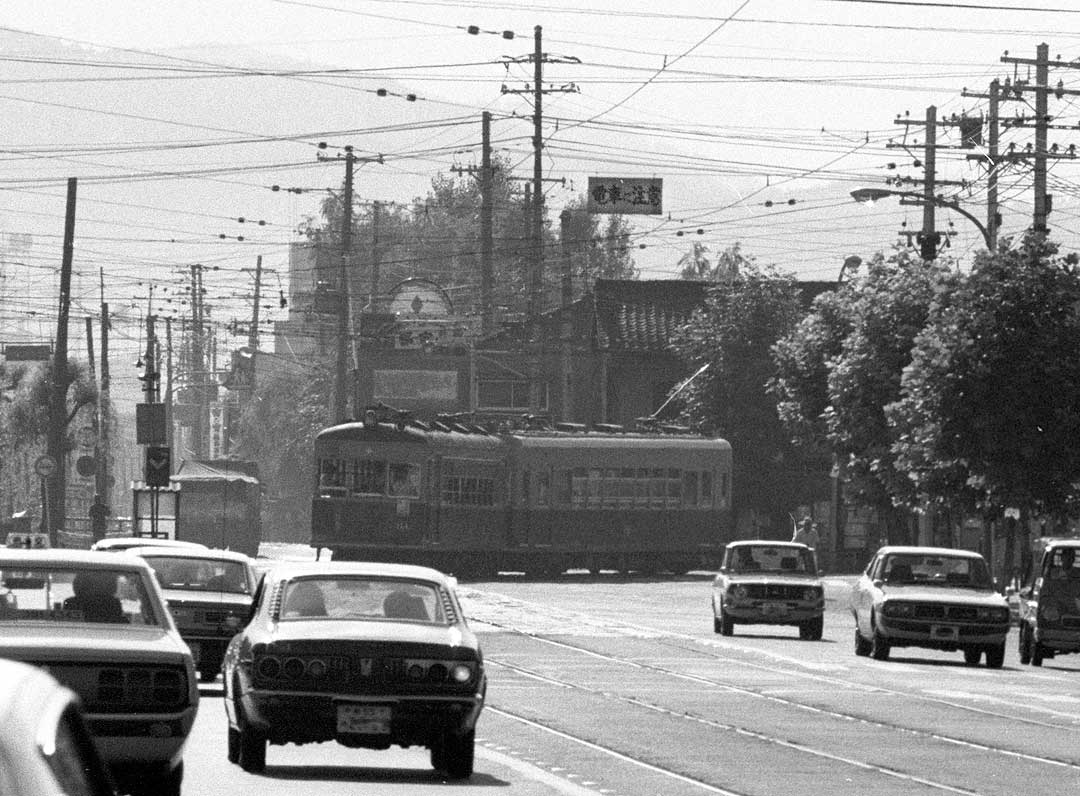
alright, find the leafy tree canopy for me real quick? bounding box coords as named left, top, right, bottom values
left=890, top=235, right=1080, bottom=519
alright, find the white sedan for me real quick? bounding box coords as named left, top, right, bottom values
left=850, top=545, right=1010, bottom=667
left=0, top=549, right=199, bottom=796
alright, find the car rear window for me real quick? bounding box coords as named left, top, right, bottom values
left=278, top=577, right=447, bottom=624
left=142, top=556, right=251, bottom=594
left=0, top=566, right=160, bottom=625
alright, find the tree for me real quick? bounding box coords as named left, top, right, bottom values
left=232, top=361, right=333, bottom=542
left=678, top=242, right=749, bottom=282
left=822, top=250, right=957, bottom=543
left=890, top=236, right=1080, bottom=567
left=0, top=360, right=98, bottom=529
left=560, top=199, right=637, bottom=291
left=770, top=286, right=855, bottom=454
left=669, top=260, right=807, bottom=531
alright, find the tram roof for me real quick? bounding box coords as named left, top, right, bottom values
left=505, top=433, right=731, bottom=451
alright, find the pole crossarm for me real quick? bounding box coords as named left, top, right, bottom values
left=850, top=187, right=992, bottom=249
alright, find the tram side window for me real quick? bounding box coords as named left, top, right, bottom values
left=442, top=475, right=495, bottom=506
left=532, top=471, right=551, bottom=507
left=355, top=460, right=387, bottom=495
left=319, top=459, right=344, bottom=493
left=389, top=463, right=421, bottom=498
left=682, top=471, right=699, bottom=507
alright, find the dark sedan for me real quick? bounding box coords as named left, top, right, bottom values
left=128, top=546, right=258, bottom=682
left=222, top=561, right=486, bottom=779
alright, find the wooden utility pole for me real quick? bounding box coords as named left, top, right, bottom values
left=559, top=209, right=574, bottom=422
left=336, top=149, right=354, bottom=423
left=46, top=177, right=76, bottom=546
left=370, top=201, right=381, bottom=310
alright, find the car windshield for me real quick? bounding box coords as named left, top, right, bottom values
left=881, top=554, right=993, bottom=589
left=143, top=556, right=251, bottom=594
left=279, top=577, right=447, bottom=624
left=729, top=546, right=815, bottom=574
left=0, top=566, right=160, bottom=625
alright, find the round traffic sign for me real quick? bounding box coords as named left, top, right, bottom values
left=34, top=455, right=57, bottom=478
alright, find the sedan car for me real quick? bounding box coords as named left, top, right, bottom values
left=0, top=549, right=199, bottom=796
left=0, top=658, right=116, bottom=796
left=128, top=546, right=259, bottom=682
left=711, top=541, right=825, bottom=639
left=223, top=561, right=486, bottom=779
left=850, top=546, right=1010, bottom=667
left=1017, top=538, right=1080, bottom=666
left=91, top=537, right=208, bottom=554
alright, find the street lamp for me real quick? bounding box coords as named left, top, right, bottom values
left=850, top=187, right=993, bottom=252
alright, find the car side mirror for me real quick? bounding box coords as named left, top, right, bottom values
left=872, top=578, right=884, bottom=588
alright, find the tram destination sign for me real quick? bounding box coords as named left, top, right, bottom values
left=587, top=177, right=662, bottom=215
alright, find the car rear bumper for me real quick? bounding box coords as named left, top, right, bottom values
left=89, top=705, right=197, bottom=767
left=240, top=690, right=484, bottom=746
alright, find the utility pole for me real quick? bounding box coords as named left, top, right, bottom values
left=190, top=264, right=205, bottom=457
left=164, top=317, right=173, bottom=451
left=501, top=26, right=579, bottom=412
left=481, top=112, right=494, bottom=336
left=370, top=201, right=381, bottom=310
left=46, top=177, right=76, bottom=546
left=248, top=255, right=262, bottom=350
left=450, top=113, right=496, bottom=336
left=992, top=45, right=1080, bottom=237
left=559, top=209, right=574, bottom=422
left=324, top=147, right=355, bottom=424
left=98, top=288, right=110, bottom=507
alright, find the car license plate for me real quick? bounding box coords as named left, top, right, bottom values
left=930, top=625, right=958, bottom=641
left=337, top=704, right=391, bottom=734
left=187, top=642, right=201, bottom=664
left=762, top=602, right=788, bottom=616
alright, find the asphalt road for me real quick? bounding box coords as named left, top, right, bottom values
left=181, top=573, right=1080, bottom=796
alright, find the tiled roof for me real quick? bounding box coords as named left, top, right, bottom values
left=593, top=279, right=707, bottom=351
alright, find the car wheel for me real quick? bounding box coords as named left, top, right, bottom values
left=854, top=625, right=872, bottom=657
left=713, top=614, right=722, bottom=634
left=238, top=724, right=266, bottom=773
left=442, top=729, right=475, bottom=779
left=1032, top=640, right=1045, bottom=667
left=227, top=725, right=240, bottom=764
left=963, top=647, right=982, bottom=665
left=799, top=616, right=823, bottom=641
left=1018, top=625, right=1032, bottom=665
left=869, top=620, right=890, bottom=661
left=720, top=608, right=734, bottom=636
left=985, top=642, right=1005, bottom=669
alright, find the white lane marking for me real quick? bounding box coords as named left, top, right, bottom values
left=478, top=744, right=609, bottom=796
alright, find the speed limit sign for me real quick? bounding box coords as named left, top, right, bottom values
left=34, top=455, right=57, bottom=478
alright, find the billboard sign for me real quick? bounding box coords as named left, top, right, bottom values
left=587, top=177, right=662, bottom=215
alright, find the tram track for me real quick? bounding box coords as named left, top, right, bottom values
left=478, top=617, right=1080, bottom=776
left=465, top=588, right=1080, bottom=735
left=485, top=661, right=987, bottom=796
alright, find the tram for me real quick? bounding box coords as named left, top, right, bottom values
left=311, top=407, right=733, bottom=577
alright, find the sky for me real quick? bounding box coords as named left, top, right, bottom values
left=1, top=0, right=1079, bottom=406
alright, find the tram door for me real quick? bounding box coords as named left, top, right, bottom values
left=524, top=469, right=554, bottom=548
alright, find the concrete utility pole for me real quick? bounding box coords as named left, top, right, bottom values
left=46, top=177, right=76, bottom=546
left=481, top=112, right=494, bottom=336
left=97, top=290, right=111, bottom=506
left=997, top=44, right=1080, bottom=237
left=335, top=148, right=355, bottom=423
left=451, top=113, right=496, bottom=336
left=501, top=27, right=579, bottom=412
left=248, top=255, right=262, bottom=350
